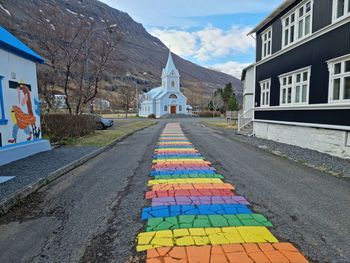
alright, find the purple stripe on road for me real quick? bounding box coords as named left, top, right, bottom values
left=151, top=195, right=249, bottom=207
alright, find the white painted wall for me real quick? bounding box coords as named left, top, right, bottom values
left=139, top=99, right=154, bottom=117
left=242, top=66, right=255, bottom=119
left=164, top=76, right=180, bottom=93
left=157, top=92, right=187, bottom=118
left=254, top=122, right=350, bottom=159
left=0, top=48, right=42, bottom=147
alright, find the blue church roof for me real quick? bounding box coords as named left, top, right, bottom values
left=0, top=26, right=44, bottom=63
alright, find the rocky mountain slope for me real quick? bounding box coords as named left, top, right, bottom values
left=0, top=0, right=243, bottom=105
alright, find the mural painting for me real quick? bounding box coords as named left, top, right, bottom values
left=8, top=81, right=40, bottom=144
left=0, top=26, right=50, bottom=165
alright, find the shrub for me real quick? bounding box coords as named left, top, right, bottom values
left=198, top=111, right=221, bottom=117
left=148, top=114, right=156, bottom=119
left=41, top=114, right=98, bottom=142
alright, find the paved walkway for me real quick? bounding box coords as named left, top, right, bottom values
left=137, top=123, right=308, bottom=262
left=0, top=146, right=98, bottom=201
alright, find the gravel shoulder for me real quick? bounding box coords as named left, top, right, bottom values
left=202, top=120, right=350, bottom=178
left=0, top=146, right=99, bottom=201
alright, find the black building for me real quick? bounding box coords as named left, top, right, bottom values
left=248, top=0, right=350, bottom=158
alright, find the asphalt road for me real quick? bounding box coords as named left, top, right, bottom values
left=0, top=119, right=349, bottom=263
left=0, top=123, right=163, bottom=263
left=182, top=120, right=350, bottom=263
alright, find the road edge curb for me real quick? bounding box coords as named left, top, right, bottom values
left=0, top=121, right=157, bottom=216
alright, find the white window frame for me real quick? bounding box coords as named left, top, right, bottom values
left=333, top=0, right=350, bottom=22
left=261, top=27, right=272, bottom=59
left=327, top=54, right=350, bottom=103
left=279, top=66, right=311, bottom=106
left=259, top=79, right=271, bottom=107
left=281, top=0, right=313, bottom=48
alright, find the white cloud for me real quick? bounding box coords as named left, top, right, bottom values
left=149, top=25, right=255, bottom=62
left=195, top=25, right=255, bottom=61
left=209, top=61, right=252, bottom=79
left=150, top=29, right=197, bottom=56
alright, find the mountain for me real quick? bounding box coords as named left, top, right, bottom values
left=0, top=0, right=243, bottom=106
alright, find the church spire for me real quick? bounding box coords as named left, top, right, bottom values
left=164, top=51, right=177, bottom=75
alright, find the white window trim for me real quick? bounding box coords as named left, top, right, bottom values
left=261, top=27, right=272, bottom=59
left=256, top=16, right=350, bottom=67
left=259, top=79, right=271, bottom=107
left=327, top=53, right=350, bottom=103
left=332, top=0, right=350, bottom=22
left=279, top=66, right=311, bottom=106
left=281, top=0, right=314, bottom=49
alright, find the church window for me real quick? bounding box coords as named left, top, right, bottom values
left=171, top=81, right=175, bottom=87
left=164, top=105, right=168, bottom=112
left=169, top=94, right=178, bottom=99
left=179, top=105, right=182, bottom=111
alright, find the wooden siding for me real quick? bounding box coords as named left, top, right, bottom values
left=255, top=109, right=350, bottom=126
left=313, top=0, right=333, bottom=31
left=256, top=0, right=334, bottom=62
left=255, top=21, right=350, bottom=126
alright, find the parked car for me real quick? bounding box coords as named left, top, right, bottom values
left=84, top=113, right=114, bottom=130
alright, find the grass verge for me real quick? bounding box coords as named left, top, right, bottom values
left=65, top=120, right=156, bottom=147
left=201, top=120, right=237, bottom=130
left=101, top=113, right=138, bottom=118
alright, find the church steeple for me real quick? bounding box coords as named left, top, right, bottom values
left=164, top=52, right=177, bottom=74
left=162, top=51, right=180, bottom=92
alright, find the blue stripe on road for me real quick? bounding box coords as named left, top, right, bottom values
left=141, top=204, right=252, bottom=220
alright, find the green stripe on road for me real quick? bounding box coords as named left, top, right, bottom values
left=146, top=214, right=273, bottom=232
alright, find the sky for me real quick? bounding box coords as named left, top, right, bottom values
left=100, top=0, right=283, bottom=78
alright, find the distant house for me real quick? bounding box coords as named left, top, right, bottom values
left=241, top=64, right=255, bottom=119
left=0, top=26, right=51, bottom=166
left=53, top=93, right=67, bottom=109
left=246, top=0, right=350, bottom=158
left=139, top=52, right=190, bottom=118
left=93, top=98, right=111, bottom=111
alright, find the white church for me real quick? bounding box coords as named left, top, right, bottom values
left=139, top=52, right=191, bottom=118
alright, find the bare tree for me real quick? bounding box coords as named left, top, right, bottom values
left=27, top=6, right=63, bottom=113
left=210, top=91, right=223, bottom=117
left=27, top=5, right=96, bottom=114
left=117, top=85, right=136, bottom=118
left=26, top=4, right=123, bottom=115
left=74, top=23, right=123, bottom=114
left=56, top=20, right=96, bottom=114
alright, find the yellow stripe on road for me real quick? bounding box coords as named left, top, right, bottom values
left=148, top=178, right=224, bottom=186
left=137, top=226, right=278, bottom=251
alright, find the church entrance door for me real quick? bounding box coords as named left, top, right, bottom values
left=170, top=105, right=177, bottom=114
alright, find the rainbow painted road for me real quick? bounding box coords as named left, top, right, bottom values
left=137, top=123, right=308, bottom=262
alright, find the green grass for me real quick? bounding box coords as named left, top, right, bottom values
left=100, top=113, right=138, bottom=118
left=65, top=120, right=156, bottom=147
left=201, top=120, right=237, bottom=129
